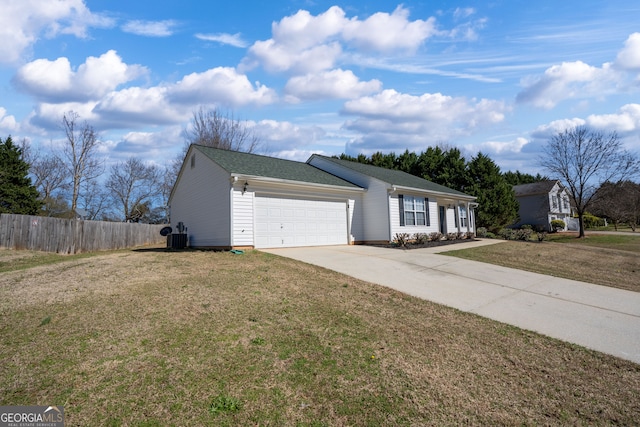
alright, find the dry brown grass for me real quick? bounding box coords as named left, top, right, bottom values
left=1, top=247, right=639, bottom=425
left=444, top=235, right=640, bottom=292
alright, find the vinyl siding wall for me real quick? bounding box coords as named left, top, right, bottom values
left=389, top=194, right=439, bottom=238
left=231, top=183, right=254, bottom=247
left=169, top=149, right=231, bottom=247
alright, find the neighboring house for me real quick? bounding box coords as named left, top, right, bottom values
left=512, top=180, right=573, bottom=231
left=169, top=145, right=477, bottom=249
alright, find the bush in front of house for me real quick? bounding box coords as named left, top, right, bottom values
left=393, top=233, right=411, bottom=247
left=414, top=233, right=428, bottom=244
left=476, top=227, right=488, bottom=238
left=429, top=232, right=443, bottom=242
left=550, top=219, right=566, bottom=232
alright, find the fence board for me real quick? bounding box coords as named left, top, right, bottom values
left=0, top=214, right=165, bottom=254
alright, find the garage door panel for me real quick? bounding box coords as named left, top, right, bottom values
left=254, top=195, right=347, bottom=248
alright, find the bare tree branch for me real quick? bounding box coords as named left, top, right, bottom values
left=540, top=126, right=640, bottom=237
left=60, top=111, right=104, bottom=213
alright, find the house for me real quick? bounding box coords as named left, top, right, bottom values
left=168, top=145, right=477, bottom=249
left=512, top=180, right=573, bottom=231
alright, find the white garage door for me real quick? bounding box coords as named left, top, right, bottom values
left=254, top=195, right=348, bottom=248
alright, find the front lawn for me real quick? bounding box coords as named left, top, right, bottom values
left=1, top=248, right=638, bottom=425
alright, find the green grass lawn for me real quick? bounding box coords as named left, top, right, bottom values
left=444, top=232, right=640, bottom=292
left=1, top=247, right=639, bottom=425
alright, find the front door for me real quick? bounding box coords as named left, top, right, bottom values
left=439, top=206, right=446, bottom=234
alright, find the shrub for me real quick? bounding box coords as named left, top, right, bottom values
left=393, top=233, right=411, bottom=247
left=414, top=233, right=428, bottom=244
left=476, top=227, right=488, bottom=238
left=498, top=228, right=516, bottom=240
left=516, top=228, right=533, bottom=241
left=485, top=231, right=496, bottom=239
left=536, top=231, right=547, bottom=242
left=520, top=224, right=532, bottom=230
left=550, top=219, right=565, bottom=232
left=583, top=213, right=605, bottom=229
left=446, top=233, right=458, bottom=241
left=429, top=232, right=443, bottom=241
left=465, top=232, right=475, bottom=240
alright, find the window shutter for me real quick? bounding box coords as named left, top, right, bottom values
left=454, top=206, right=459, bottom=228
left=399, top=195, right=405, bottom=226
left=425, top=198, right=430, bottom=226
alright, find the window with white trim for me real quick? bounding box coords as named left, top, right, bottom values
left=399, top=195, right=429, bottom=226
left=459, top=205, right=468, bottom=227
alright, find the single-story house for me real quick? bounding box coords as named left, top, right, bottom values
left=169, top=145, right=477, bottom=249
left=512, top=180, right=573, bottom=231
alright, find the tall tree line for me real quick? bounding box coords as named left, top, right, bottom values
left=339, top=147, right=541, bottom=232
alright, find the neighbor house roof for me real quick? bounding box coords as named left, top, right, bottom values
left=513, top=180, right=561, bottom=197
left=309, top=155, right=474, bottom=198
left=193, top=145, right=361, bottom=189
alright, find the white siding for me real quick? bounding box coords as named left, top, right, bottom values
left=169, top=149, right=231, bottom=247
left=308, top=156, right=390, bottom=242
left=390, top=194, right=439, bottom=238
left=231, top=184, right=254, bottom=247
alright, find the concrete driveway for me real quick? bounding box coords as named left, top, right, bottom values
left=262, top=240, right=640, bottom=364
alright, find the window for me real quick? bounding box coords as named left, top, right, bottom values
left=399, top=195, right=429, bottom=226
left=459, top=206, right=468, bottom=227
left=551, top=195, right=558, bottom=210
left=190, top=154, right=196, bottom=169
left=563, top=197, right=569, bottom=210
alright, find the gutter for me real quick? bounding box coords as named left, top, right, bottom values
left=390, top=184, right=476, bottom=201
left=231, top=174, right=366, bottom=193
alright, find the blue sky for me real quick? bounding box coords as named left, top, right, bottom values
left=1, top=0, right=639, bottom=175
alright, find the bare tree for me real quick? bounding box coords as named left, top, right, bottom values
left=106, top=157, right=161, bottom=222
left=61, top=112, right=104, bottom=213
left=592, top=181, right=640, bottom=231
left=540, top=126, right=640, bottom=237
left=185, top=107, right=260, bottom=152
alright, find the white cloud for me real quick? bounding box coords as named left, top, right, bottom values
left=615, top=33, right=640, bottom=70
left=516, top=61, right=616, bottom=109
left=453, top=7, right=476, bottom=20
left=530, top=118, right=587, bottom=139
left=586, top=104, right=640, bottom=133
left=242, top=5, right=441, bottom=74
left=95, top=87, right=188, bottom=126
left=531, top=104, right=640, bottom=141
left=0, top=107, right=18, bottom=132
left=121, top=20, right=178, bottom=37
left=29, top=101, right=100, bottom=130
left=472, top=137, right=529, bottom=154
left=342, top=6, right=438, bottom=52
left=342, top=89, right=507, bottom=152
left=0, top=0, right=114, bottom=65
left=14, top=50, right=148, bottom=102
left=169, top=67, right=277, bottom=106
left=252, top=119, right=326, bottom=153
left=195, top=33, right=248, bottom=48
left=343, top=89, right=505, bottom=125
left=284, top=69, right=382, bottom=101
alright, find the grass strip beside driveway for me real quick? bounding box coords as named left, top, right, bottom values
left=443, top=234, right=640, bottom=292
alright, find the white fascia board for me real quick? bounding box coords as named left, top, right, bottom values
left=389, top=184, right=476, bottom=201
left=231, top=174, right=365, bottom=194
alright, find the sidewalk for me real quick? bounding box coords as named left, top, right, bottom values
left=263, top=240, right=640, bottom=364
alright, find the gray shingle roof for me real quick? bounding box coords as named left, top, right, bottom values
left=513, top=180, right=559, bottom=197
left=193, top=145, right=361, bottom=189
left=311, top=155, right=473, bottom=198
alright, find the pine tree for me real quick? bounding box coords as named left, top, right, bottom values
left=0, top=136, right=41, bottom=214
left=466, top=152, right=518, bottom=231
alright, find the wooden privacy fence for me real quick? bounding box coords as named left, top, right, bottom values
left=0, top=214, right=166, bottom=254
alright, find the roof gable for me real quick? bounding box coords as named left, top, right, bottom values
left=310, top=155, right=473, bottom=198
left=193, top=145, right=360, bottom=189
left=513, top=180, right=562, bottom=197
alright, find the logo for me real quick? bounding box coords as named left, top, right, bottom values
left=0, top=405, right=64, bottom=427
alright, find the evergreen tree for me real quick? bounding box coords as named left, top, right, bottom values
left=503, top=170, right=548, bottom=186
left=466, top=152, right=518, bottom=231
left=0, top=136, right=41, bottom=214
